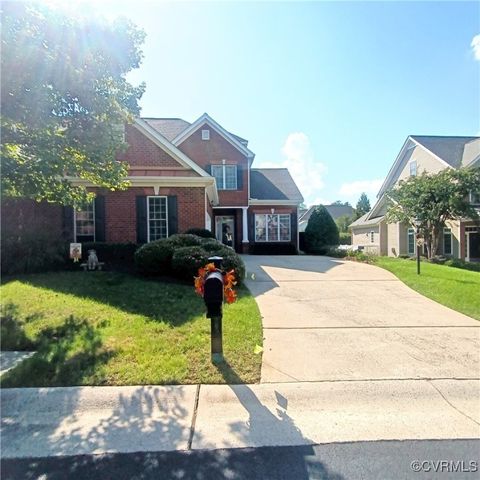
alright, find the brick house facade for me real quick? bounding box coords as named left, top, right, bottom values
left=4, top=113, right=304, bottom=254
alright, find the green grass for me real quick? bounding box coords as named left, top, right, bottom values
left=374, top=257, right=480, bottom=321
left=0, top=271, right=263, bottom=387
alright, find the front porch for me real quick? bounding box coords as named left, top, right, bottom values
left=212, top=207, right=249, bottom=253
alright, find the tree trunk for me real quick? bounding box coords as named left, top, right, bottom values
left=430, top=223, right=442, bottom=259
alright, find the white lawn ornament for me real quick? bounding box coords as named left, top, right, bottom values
left=87, top=250, right=99, bottom=270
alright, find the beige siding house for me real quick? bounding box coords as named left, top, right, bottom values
left=350, top=135, right=480, bottom=261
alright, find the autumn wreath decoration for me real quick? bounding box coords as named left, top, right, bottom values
left=194, top=262, right=237, bottom=304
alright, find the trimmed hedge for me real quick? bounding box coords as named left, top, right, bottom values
left=445, top=258, right=480, bottom=272
left=171, top=246, right=210, bottom=280
left=183, top=228, right=215, bottom=238
left=81, top=242, right=138, bottom=269
left=134, top=241, right=174, bottom=275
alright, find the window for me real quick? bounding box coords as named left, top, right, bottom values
left=407, top=228, right=415, bottom=255
left=75, top=203, right=95, bottom=242
left=409, top=161, right=417, bottom=176
left=443, top=228, right=452, bottom=255
left=370, top=231, right=375, bottom=243
left=211, top=164, right=237, bottom=190
left=470, top=190, right=480, bottom=205
left=255, top=214, right=291, bottom=242
left=148, top=196, right=168, bottom=242
left=201, top=129, right=210, bottom=140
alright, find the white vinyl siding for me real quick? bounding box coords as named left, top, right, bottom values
left=75, top=203, right=95, bottom=242
left=211, top=164, right=237, bottom=190
left=147, top=196, right=168, bottom=242
left=255, top=214, right=291, bottom=242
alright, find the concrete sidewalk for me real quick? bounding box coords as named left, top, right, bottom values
left=2, top=378, right=479, bottom=458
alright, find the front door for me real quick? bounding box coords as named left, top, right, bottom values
left=215, top=216, right=235, bottom=249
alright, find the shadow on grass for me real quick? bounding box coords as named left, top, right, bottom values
left=1, top=314, right=114, bottom=388
left=0, top=303, right=37, bottom=351
left=7, top=271, right=206, bottom=326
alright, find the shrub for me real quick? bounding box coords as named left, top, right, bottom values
left=183, top=228, right=215, bottom=239
left=134, top=240, right=174, bottom=275
left=171, top=246, right=209, bottom=280
left=1, top=230, right=67, bottom=275
left=339, top=232, right=351, bottom=245
left=326, top=247, right=346, bottom=258
left=249, top=243, right=298, bottom=255
left=201, top=239, right=230, bottom=254
left=304, top=206, right=339, bottom=254
left=219, top=251, right=245, bottom=285
left=166, top=234, right=203, bottom=248
left=81, top=242, right=138, bottom=270
left=445, top=258, right=480, bottom=272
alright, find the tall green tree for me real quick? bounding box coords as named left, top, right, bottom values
left=1, top=2, right=146, bottom=206
left=304, top=205, right=339, bottom=254
left=355, top=193, right=371, bottom=219
left=386, top=168, right=480, bottom=259
left=335, top=214, right=354, bottom=233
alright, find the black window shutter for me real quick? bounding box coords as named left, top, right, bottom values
left=136, top=196, right=148, bottom=243
left=62, top=206, right=74, bottom=241
left=206, top=164, right=212, bottom=175
left=167, top=196, right=178, bottom=235
left=94, top=195, right=106, bottom=242
left=236, top=164, right=243, bottom=190
left=290, top=212, right=298, bottom=247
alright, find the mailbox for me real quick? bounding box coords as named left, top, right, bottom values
left=203, top=270, right=224, bottom=318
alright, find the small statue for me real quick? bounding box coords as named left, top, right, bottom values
left=87, top=250, right=99, bottom=270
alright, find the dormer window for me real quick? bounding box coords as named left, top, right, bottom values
left=201, top=129, right=210, bottom=140
left=409, top=160, right=417, bottom=176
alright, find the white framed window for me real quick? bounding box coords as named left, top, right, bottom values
left=407, top=228, right=415, bottom=255
left=409, top=161, right=417, bottom=176
left=75, top=203, right=95, bottom=242
left=370, top=231, right=375, bottom=243
left=255, top=214, right=291, bottom=242
left=211, top=164, right=237, bottom=190
left=201, top=129, right=210, bottom=140
left=443, top=228, right=452, bottom=255
left=147, top=196, right=168, bottom=242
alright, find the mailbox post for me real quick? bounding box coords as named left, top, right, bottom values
left=203, top=256, right=224, bottom=363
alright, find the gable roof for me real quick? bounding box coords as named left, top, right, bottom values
left=142, top=118, right=191, bottom=141
left=349, top=212, right=384, bottom=228
left=411, top=136, right=479, bottom=169
left=172, top=113, right=255, bottom=158
left=250, top=168, right=304, bottom=203
left=299, top=204, right=355, bottom=223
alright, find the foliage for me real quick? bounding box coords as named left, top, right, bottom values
left=165, top=233, right=203, bottom=248
left=171, top=246, right=210, bottom=280
left=1, top=2, right=145, bottom=206
left=335, top=214, right=354, bottom=233
left=1, top=229, right=67, bottom=275
left=81, top=242, right=138, bottom=269
left=183, top=228, right=215, bottom=238
left=444, top=258, right=480, bottom=273
left=304, top=205, right=339, bottom=254
left=386, top=168, right=480, bottom=258
left=194, top=263, right=238, bottom=304
left=345, top=249, right=376, bottom=263
left=134, top=240, right=174, bottom=275
left=355, top=193, right=371, bottom=219
left=331, top=200, right=351, bottom=206
left=249, top=243, right=298, bottom=255
left=326, top=247, right=347, bottom=258
left=218, top=250, right=246, bottom=282
left=339, top=232, right=352, bottom=245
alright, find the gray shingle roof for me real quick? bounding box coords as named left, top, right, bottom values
left=349, top=213, right=384, bottom=228
left=142, top=118, right=191, bottom=141
left=299, top=204, right=355, bottom=224
left=411, top=136, right=479, bottom=168
left=250, top=168, right=304, bottom=202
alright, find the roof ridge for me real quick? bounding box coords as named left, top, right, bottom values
left=141, top=117, right=189, bottom=121
left=411, top=135, right=479, bottom=139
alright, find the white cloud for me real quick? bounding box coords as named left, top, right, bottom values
left=339, top=179, right=384, bottom=198
left=270, top=132, right=327, bottom=205
left=471, top=34, right=480, bottom=61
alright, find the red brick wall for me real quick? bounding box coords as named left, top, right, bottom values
left=177, top=125, right=249, bottom=206
left=97, top=186, right=206, bottom=243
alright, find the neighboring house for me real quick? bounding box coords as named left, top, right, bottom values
left=3, top=113, right=304, bottom=253
left=350, top=135, right=480, bottom=261
left=298, top=204, right=355, bottom=233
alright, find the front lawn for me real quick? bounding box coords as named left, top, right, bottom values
left=374, top=257, right=480, bottom=321
left=0, top=271, right=263, bottom=387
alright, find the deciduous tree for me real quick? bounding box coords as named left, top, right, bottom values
left=1, top=2, right=145, bottom=206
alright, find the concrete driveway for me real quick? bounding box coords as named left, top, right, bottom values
left=242, top=256, right=480, bottom=383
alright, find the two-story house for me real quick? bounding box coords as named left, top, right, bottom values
left=4, top=113, right=303, bottom=254
left=350, top=135, right=480, bottom=261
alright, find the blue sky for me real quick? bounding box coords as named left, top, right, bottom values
left=89, top=1, right=479, bottom=207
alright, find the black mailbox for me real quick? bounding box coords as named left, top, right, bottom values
left=204, top=271, right=224, bottom=318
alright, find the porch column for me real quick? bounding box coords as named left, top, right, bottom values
left=242, top=207, right=249, bottom=243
